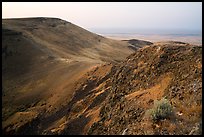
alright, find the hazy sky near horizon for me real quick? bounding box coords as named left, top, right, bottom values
left=2, top=2, right=202, bottom=31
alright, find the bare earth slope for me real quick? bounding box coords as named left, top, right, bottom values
left=2, top=18, right=201, bottom=135
left=55, top=42, right=202, bottom=135
left=2, top=17, right=137, bottom=134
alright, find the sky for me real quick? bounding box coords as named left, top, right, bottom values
left=2, top=2, right=202, bottom=32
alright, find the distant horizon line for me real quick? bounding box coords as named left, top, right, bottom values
left=2, top=17, right=201, bottom=34
left=89, top=28, right=202, bottom=35
left=89, top=27, right=202, bottom=31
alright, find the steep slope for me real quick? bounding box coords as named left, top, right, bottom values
left=2, top=17, right=134, bottom=63
left=3, top=17, right=201, bottom=135
left=2, top=17, right=136, bottom=134
left=54, top=42, right=202, bottom=135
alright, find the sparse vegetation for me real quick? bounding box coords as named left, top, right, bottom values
left=2, top=17, right=202, bottom=135
left=148, top=98, right=173, bottom=122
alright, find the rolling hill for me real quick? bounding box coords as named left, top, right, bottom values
left=2, top=17, right=138, bottom=134
left=2, top=17, right=201, bottom=135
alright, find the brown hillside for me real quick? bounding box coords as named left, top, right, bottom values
left=2, top=18, right=201, bottom=135
left=54, top=42, right=202, bottom=135
left=2, top=17, right=136, bottom=135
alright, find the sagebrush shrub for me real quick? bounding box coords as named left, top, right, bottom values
left=149, top=98, right=173, bottom=121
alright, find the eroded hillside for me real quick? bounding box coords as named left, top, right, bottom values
left=51, top=42, right=202, bottom=135
left=2, top=18, right=201, bottom=135
left=2, top=17, right=137, bottom=135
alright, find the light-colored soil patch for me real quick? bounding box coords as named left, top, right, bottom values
left=197, top=62, right=202, bottom=69
left=104, top=119, right=112, bottom=127
left=50, top=116, right=67, bottom=134
left=125, top=73, right=173, bottom=103
left=95, top=87, right=110, bottom=97
left=83, top=107, right=101, bottom=134
left=2, top=111, right=38, bottom=130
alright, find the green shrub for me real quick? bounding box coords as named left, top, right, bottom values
left=149, top=98, right=173, bottom=121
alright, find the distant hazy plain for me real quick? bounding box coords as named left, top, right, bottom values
left=90, top=28, right=202, bottom=45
